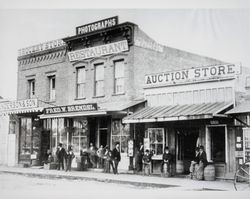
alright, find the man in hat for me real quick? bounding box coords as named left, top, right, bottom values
left=56, top=143, right=66, bottom=170
left=112, top=142, right=121, bottom=174
left=161, top=147, right=173, bottom=176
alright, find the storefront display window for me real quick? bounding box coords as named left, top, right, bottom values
left=20, top=118, right=32, bottom=155
left=147, top=128, right=165, bottom=155
left=111, top=120, right=129, bottom=153
left=72, top=118, right=88, bottom=153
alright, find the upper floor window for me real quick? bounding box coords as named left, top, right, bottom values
left=76, top=67, right=86, bottom=99
left=94, top=63, right=104, bottom=97
left=246, top=76, right=250, bottom=89
left=114, top=60, right=125, bottom=94
left=28, top=79, right=35, bottom=98
left=49, top=76, right=56, bottom=101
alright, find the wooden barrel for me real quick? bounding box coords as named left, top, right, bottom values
left=176, top=160, right=184, bottom=174
left=204, top=164, right=215, bottom=181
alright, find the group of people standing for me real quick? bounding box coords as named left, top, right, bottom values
left=54, top=142, right=121, bottom=174
left=56, top=143, right=75, bottom=172
left=189, top=145, right=208, bottom=180
left=135, top=143, right=173, bottom=176
left=82, top=142, right=121, bottom=174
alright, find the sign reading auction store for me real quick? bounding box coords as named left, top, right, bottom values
left=18, top=39, right=66, bottom=57
left=44, top=103, right=98, bottom=114
left=145, top=64, right=241, bottom=86
left=76, top=16, right=118, bottom=35
left=0, top=99, right=38, bottom=112
left=68, top=40, right=129, bottom=62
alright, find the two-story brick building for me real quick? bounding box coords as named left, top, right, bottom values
left=3, top=16, right=245, bottom=174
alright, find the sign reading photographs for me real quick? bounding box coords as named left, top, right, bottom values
left=18, top=39, right=66, bottom=57
left=44, top=103, right=98, bottom=114
left=145, top=64, right=241, bottom=86
left=0, top=99, right=38, bottom=112
left=68, top=40, right=129, bottom=62
left=76, top=16, right=118, bottom=35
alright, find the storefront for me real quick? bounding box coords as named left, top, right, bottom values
left=0, top=99, right=45, bottom=166
left=123, top=63, right=249, bottom=179
left=38, top=101, right=143, bottom=170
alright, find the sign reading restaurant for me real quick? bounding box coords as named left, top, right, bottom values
left=68, top=40, right=129, bottom=62
left=18, top=39, right=66, bottom=57
left=44, top=103, right=98, bottom=114
left=0, top=99, right=38, bottom=112
left=76, top=16, right=118, bottom=35
left=145, top=64, right=241, bottom=86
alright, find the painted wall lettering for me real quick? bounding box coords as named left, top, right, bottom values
left=145, top=64, right=241, bottom=86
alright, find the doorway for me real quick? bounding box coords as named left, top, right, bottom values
left=176, top=128, right=199, bottom=173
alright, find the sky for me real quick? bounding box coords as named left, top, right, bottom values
left=1, top=2, right=250, bottom=100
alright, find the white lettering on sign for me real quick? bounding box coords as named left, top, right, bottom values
left=0, top=99, right=38, bottom=112
left=68, top=40, right=129, bottom=62
left=145, top=64, right=241, bottom=86
left=134, top=38, right=164, bottom=53
left=18, top=39, right=66, bottom=57
left=44, top=103, right=98, bottom=114
left=76, top=16, right=118, bottom=35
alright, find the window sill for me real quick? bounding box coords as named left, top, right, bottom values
left=112, top=93, right=125, bottom=96
left=75, top=97, right=86, bottom=100
left=92, top=95, right=105, bottom=99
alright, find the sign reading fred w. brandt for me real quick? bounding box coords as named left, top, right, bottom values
left=45, top=103, right=97, bottom=114
left=68, top=40, right=129, bottom=62
left=145, top=64, right=241, bottom=86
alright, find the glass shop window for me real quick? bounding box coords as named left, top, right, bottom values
left=20, top=118, right=32, bottom=155
left=147, top=128, right=165, bottom=155
left=72, top=118, right=88, bottom=153
left=111, top=120, right=130, bottom=153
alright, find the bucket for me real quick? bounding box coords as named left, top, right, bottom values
left=204, top=164, right=215, bottom=181
left=176, top=160, right=184, bottom=174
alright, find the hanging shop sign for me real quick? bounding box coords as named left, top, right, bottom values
left=145, top=64, right=241, bottom=86
left=44, top=103, right=98, bottom=114
left=76, top=16, right=118, bottom=35
left=18, top=39, right=66, bottom=57
left=0, top=99, right=38, bottom=112
left=68, top=40, right=129, bottom=62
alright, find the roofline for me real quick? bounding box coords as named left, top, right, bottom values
left=62, top=22, right=136, bottom=43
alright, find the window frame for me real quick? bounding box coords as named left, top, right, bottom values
left=28, top=79, right=35, bottom=98
left=48, top=75, right=56, bottom=101
left=94, top=63, right=104, bottom=97
left=76, top=67, right=86, bottom=99
left=113, top=59, right=125, bottom=95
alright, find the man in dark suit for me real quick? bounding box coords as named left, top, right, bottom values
left=112, top=142, right=121, bottom=174
left=56, top=143, right=66, bottom=170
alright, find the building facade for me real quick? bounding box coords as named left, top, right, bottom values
left=2, top=16, right=248, bottom=177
